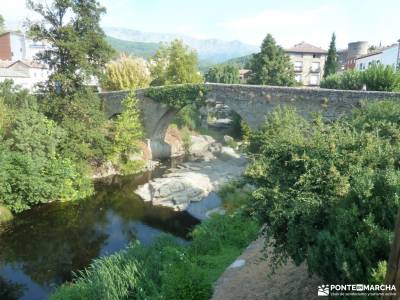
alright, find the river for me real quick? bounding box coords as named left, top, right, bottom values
left=0, top=160, right=201, bottom=300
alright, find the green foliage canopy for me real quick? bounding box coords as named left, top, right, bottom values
left=102, top=55, right=151, bottom=91
left=205, top=64, right=240, bottom=84
left=321, top=64, right=400, bottom=91
left=245, top=102, right=400, bottom=284
left=150, top=39, right=203, bottom=86
left=247, top=34, right=295, bottom=86
left=27, top=0, right=115, bottom=96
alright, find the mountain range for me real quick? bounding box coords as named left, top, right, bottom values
left=104, top=27, right=259, bottom=66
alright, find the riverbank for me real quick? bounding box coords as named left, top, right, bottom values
left=50, top=208, right=260, bottom=299
left=212, top=237, right=321, bottom=300
left=136, top=134, right=247, bottom=215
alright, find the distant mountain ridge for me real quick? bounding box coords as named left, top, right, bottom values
left=106, top=36, right=160, bottom=58
left=104, top=27, right=259, bottom=64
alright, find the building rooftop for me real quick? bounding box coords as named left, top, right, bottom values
left=0, top=59, right=46, bottom=69
left=286, top=42, right=328, bottom=54
left=0, top=68, right=29, bottom=78
left=355, top=44, right=397, bottom=60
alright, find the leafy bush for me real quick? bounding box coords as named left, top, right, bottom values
left=362, top=64, right=400, bottom=91
left=245, top=103, right=400, bottom=284
left=218, top=181, right=252, bottom=213
left=321, top=64, right=400, bottom=91
left=0, top=109, right=93, bottom=212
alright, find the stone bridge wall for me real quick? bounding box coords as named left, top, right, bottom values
left=100, top=83, right=400, bottom=158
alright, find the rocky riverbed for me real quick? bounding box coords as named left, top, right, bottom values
left=135, top=134, right=247, bottom=217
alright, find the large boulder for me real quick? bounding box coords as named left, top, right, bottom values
left=136, top=172, right=213, bottom=211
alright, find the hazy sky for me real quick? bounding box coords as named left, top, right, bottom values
left=2, top=0, right=400, bottom=49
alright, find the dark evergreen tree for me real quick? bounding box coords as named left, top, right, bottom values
left=247, top=34, right=295, bottom=86
left=323, top=33, right=339, bottom=78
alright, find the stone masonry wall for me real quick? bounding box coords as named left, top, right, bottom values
left=100, top=83, right=400, bottom=158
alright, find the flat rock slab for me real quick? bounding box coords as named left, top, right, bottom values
left=212, top=237, right=322, bottom=300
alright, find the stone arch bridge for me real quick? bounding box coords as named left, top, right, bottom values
left=100, top=83, right=400, bottom=159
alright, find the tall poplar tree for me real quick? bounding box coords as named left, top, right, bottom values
left=323, top=33, right=339, bottom=78
left=248, top=33, right=295, bottom=86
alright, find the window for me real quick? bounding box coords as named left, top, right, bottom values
left=295, top=74, right=302, bottom=82
left=294, top=61, right=303, bottom=71
left=311, top=62, right=320, bottom=72
left=309, top=75, right=319, bottom=85
left=313, top=54, right=320, bottom=58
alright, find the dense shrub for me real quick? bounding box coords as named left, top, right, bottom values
left=0, top=109, right=93, bottom=212
left=0, top=83, right=93, bottom=213
left=245, top=103, right=400, bottom=284
left=321, top=64, right=400, bottom=91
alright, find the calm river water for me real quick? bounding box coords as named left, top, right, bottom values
left=0, top=161, right=200, bottom=300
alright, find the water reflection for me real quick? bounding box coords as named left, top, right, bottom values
left=0, top=164, right=199, bottom=300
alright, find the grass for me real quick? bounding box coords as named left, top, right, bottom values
left=50, top=187, right=260, bottom=300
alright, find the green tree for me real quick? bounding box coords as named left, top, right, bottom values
left=247, top=34, right=295, bottom=86
left=323, top=33, right=338, bottom=78
left=150, top=39, right=203, bottom=86
left=205, top=64, right=240, bottom=84
left=0, top=108, right=93, bottom=213
left=0, top=14, right=5, bottom=33
left=246, top=102, right=400, bottom=284
left=102, top=55, right=151, bottom=91
left=27, top=0, right=114, bottom=164
left=110, top=92, right=144, bottom=174
left=27, top=0, right=114, bottom=96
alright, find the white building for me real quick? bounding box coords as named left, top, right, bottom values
left=355, top=44, right=400, bottom=70
left=285, top=42, right=328, bottom=86
left=0, top=31, right=50, bottom=90
left=0, top=31, right=49, bottom=61
left=0, top=60, right=49, bottom=90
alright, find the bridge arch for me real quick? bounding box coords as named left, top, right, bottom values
left=100, top=83, right=400, bottom=159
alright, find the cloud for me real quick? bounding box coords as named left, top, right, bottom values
left=220, top=4, right=349, bottom=48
